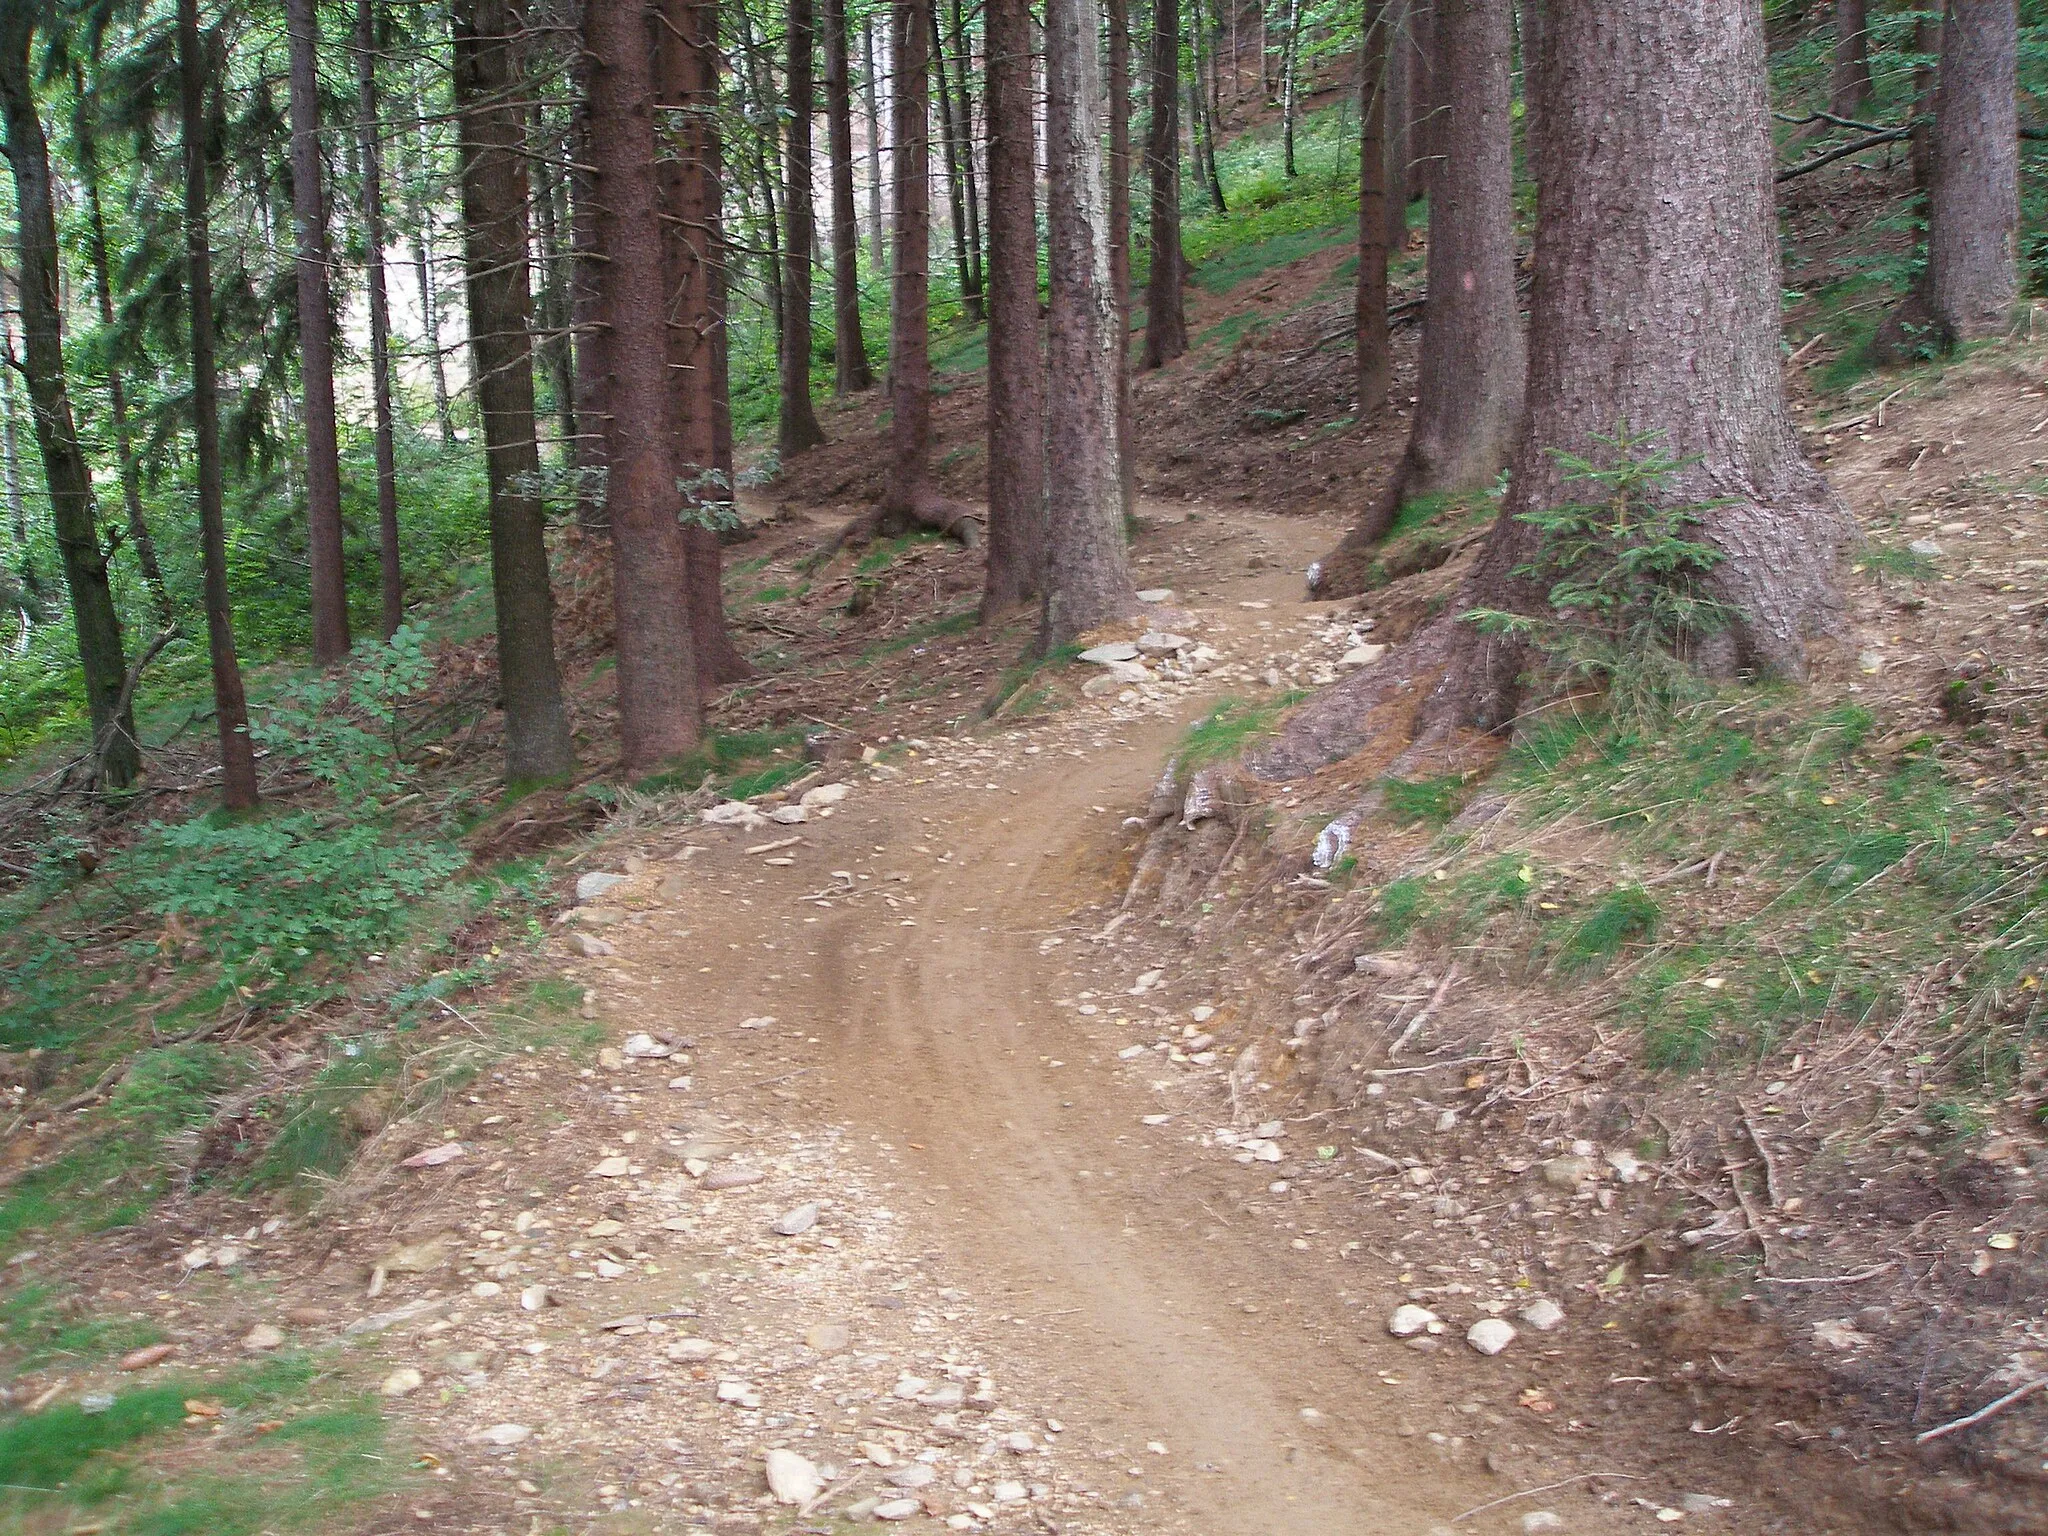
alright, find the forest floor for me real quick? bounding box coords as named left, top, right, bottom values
left=6, top=131, right=2048, bottom=1536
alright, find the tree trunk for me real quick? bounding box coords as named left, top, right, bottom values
left=569, top=74, right=610, bottom=531
left=1280, top=0, right=1300, bottom=175
left=656, top=0, right=755, bottom=691
left=983, top=0, right=1046, bottom=613
left=582, top=0, right=702, bottom=766
left=823, top=0, right=875, bottom=393
left=863, top=18, right=888, bottom=279
left=1828, top=0, right=1872, bottom=119
left=0, top=300, right=25, bottom=551
left=1444, top=0, right=1848, bottom=728
left=1353, top=4, right=1391, bottom=418
left=451, top=0, right=578, bottom=784
left=781, top=0, right=829, bottom=456
left=286, top=0, right=352, bottom=665
left=0, top=16, right=140, bottom=790
left=72, top=74, right=171, bottom=629
left=1924, top=0, right=2018, bottom=345
left=929, top=1, right=984, bottom=323
left=1143, top=0, right=1189, bottom=367
left=1041, top=0, right=1141, bottom=645
left=1911, top=12, right=1941, bottom=197
left=410, top=172, right=458, bottom=445
left=1192, top=1, right=1228, bottom=211
left=950, top=0, right=987, bottom=311
left=1384, top=0, right=1412, bottom=244
left=175, top=0, right=258, bottom=808
left=1515, top=0, right=1541, bottom=177
left=1410, top=0, right=1441, bottom=202
left=530, top=111, right=577, bottom=475
left=869, top=0, right=981, bottom=541
left=1108, top=0, right=1137, bottom=514
left=357, top=0, right=404, bottom=637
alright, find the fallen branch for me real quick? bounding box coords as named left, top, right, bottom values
left=1387, top=965, right=1458, bottom=1057
left=1915, top=1376, right=2048, bottom=1446
left=1761, top=1261, right=1894, bottom=1287
left=1777, top=126, right=1912, bottom=183
left=1739, top=1100, right=1787, bottom=1209
left=1452, top=1472, right=1643, bottom=1523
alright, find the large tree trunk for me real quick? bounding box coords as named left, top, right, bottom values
left=72, top=74, right=171, bottom=629
left=863, top=18, right=887, bottom=279
left=357, top=0, right=404, bottom=638
left=286, top=0, right=352, bottom=665
left=583, top=0, right=702, bottom=767
left=866, top=0, right=981, bottom=542
left=452, top=0, right=577, bottom=784
left=530, top=112, right=577, bottom=478
left=1911, top=11, right=1941, bottom=198
left=657, top=0, right=755, bottom=691
left=176, top=0, right=258, bottom=808
left=982, top=0, right=1046, bottom=614
left=1318, top=0, right=1522, bottom=596
left=1041, top=0, right=1141, bottom=646
left=1352, top=4, right=1392, bottom=420
left=1828, top=0, right=1872, bottom=118
left=823, top=0, right=875, bottom=393
left=1280, top=0, right=1300, bottom=175
left=1444, top=0, right=1848, bottom=728
left=1924, top=0, right=2019, bottom=346
left=0, top=15, right=140, bottom=790
left=780, top=0, right=829, bottom=456
left=948, top=0, right=987, bottom=312
left=1142, top=0, right=1189, bottom=368
left=1107, top=0, right=1137, bottom=514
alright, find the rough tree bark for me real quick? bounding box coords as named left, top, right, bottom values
left=1142, top=0, right=1189, bottom=368
left=176, top=0, right=258, bottom=807
left=1924, top=0, right=2019, bottom=345
left=780, top=0, right=829, bottom=456
left=1408, top=0, right=1437, bottom=201
left=452, top=0, right=577, bottom=783
left=1041, top=0, right=1141, bottom=645
left=584, top=0, right=703, bottom=766
left=285, top=0, right=352, bottom=664
left=657, top=0, right=754, bottom=691
left=1313, top=0, right=1523, bottom=597
left=1829, top=0, right=1872, bottom=119
left=1352, top=3, right=1391, bottom=418
left=0, top=15, right=140, bottom=790
left=861, top=0, right=982, bottom=544
left=982, top=0, right=1046, bottom=613
left=1911, top=10, right=1942, bottom=198
left=1438, top=0, right=1848, bottom=728
left=357, top=0, right=404, bottom=637
left=948, top=0, right=987, bottom=313
left=1108, top=0, right=1137, bottom=515
left=71, top=73, right=171, bottom=628
left=823, top=0, right=875, bottom=393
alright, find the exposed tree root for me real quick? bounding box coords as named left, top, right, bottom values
left=833, top=484, right=986, bottom=555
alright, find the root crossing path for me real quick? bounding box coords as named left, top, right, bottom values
left=496, top=508, right=1655, bottom=1534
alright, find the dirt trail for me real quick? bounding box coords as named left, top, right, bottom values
left=498, top=504, right=1682, bottom=1534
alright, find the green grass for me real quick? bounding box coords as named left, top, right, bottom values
left=1557, top=886, right=1662, bottom=974
left=1380, top=774, right=1475, bottom=828
left=1176, top=694, right=1307, bottom=772
left=634, top=723, right=813, bottom=801
left=985, top=639, right=1083, bottom=716
left=860, top=607, right=979, bottom=665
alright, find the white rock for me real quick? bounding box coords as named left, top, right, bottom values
left=1078, top=641, right=1140, bottom=664
left=800, top=782, right=852, bottom=808
left=1522, top=1514, right=1564, bottom=1534
left=1388, top=1305, right=1438, bottom=1338
left=620, top=1033, right=671, bottom=1059
left=1467, top=1318, right=1517, bottom=1356
left=591, top=1156, right=631, bottom=1178
left=716, top=1379, right=761, bottom=1406
left=1340, top=643, right=1388, bottom=668
left=702, top=800, right=766, bottom=826
left=474, top=1423, right=532, bottom=1447
left=1137, top=631, right=1192, bottom=656
left=241, top=1324, right=284, bottom=1351
left=999, top=1431, right=1036, bottom=1453
left=1908, top=538, right=1943, bottom=557
left=520, top=1284, right=551, bottom=1311
left=380, top=1366, right=424, bottom=1397
left=992, top=1480, right=1028, bottom=1503
left=1520, top=1298, right=1565, bottom=1332
left=1104, top=659, right=1151, bottom=683
left=773, top=1202, right=820, bottom=1237
left=1136, top=588, right=1175, bottom=603
left=764, top=1448, right=824, bottom=1504
left=569, top=932, right=615, bottom=959
left=887, top=1462, right=937, bottom=1489
left=874, top=1499, right=923, bottom=1521
left=892, top=1376, right=931, bottom=1399
left=770, top=805, right=810, bottom=825
left=576, top=871, right=628, bottom=902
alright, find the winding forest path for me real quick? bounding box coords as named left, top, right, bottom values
left=432, top=504, right=1671, bottom=1535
